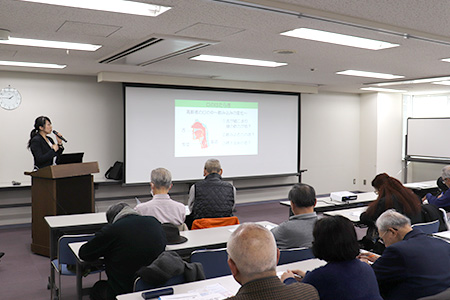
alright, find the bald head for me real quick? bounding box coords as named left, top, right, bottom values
left=227, top=223, right=278, bottom=279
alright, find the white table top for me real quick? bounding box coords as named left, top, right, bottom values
left=167, top=221, right=277, bottom=251
left=69, top=221, right=278, bottom=258
left=433, top=230, right=450, bottom=241
left=44, top=212, right=107, bottom=228
left=403, top=180, right=437, bottom=190
left=280, top=191, right=377, bottom=209
left=116, top=258, right=326, bottom=300
left=323, top=206, right=367, bottom=222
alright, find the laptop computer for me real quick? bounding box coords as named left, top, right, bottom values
left=57, top=152, right=84, bottom=165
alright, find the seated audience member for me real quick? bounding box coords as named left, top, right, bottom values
left=360, top=173, right=422, bottom=252
left=423, top=165, right=450, bottom=209
left=135, top=168, right=186, bottom=226
left=271, top=183, right=317, bottom=249
left=359, top=210, right=450, bottom=300
left=226, top=223, right=319, bottom=300
left=79, top=203, right=166, bottom=300
left=282, top=216, right=382, bottom=300
left=186, top=158, right=235, bottom=228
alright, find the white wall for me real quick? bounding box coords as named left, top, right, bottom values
left=359, top=93, right=377, bottom=191
left=0, top=71, right=123, bottom=186
left=376, top=93, right=403, bottom=179
left=301, top=92, right=361, bottom=194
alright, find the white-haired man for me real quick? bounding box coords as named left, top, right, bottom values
left=359, top=210, right=450, bottom=300
left=226, top=223, right=319, bottom=300
left=187, top=158, right=235, bottom=227
left=423, top=165, right=450, bottom=208
left=135, top=168, right=185, bottom=226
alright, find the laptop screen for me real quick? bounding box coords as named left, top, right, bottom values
left=57, top=153, right=84, bottom=165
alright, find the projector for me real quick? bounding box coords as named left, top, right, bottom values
left=330, top=191, right=358, bottom=202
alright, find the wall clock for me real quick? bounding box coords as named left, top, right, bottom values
left=0, top=86, right=22, bottom=110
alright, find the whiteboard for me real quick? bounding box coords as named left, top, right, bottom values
left=406, top=118, right=450, bottom=158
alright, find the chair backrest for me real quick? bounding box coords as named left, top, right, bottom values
left=439, top=208, right=449, bottom=231
left=58, top=234, right=95, bottom=266
left=412, top=219, right=440, bottom=234
left=133, top=274, right=185, bottom=292
left=278, top=247, right=315, bottom=265
left=191, top=216, right=239, bottom=230
left=190, top=248, right=230, bottom=279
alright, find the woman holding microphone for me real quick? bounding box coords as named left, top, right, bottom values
left=27, top=116, right=64, bottom=170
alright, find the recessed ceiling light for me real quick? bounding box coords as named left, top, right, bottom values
left=432, top=81, right=450, bottom=86
left=373, top=76, right=450, bottom=86
left=190, top=55, right=287, bottom=67
left=280, top=28, right=399, bottom=50
left=0, top=60, right=66, bottom=69
left=0, top=37, right=101, bottom=51
left=337, top=70, right=404, bottom=79
left=19, top=0, right=171, bottom=17
left=361, top=87, right=407, bottom=93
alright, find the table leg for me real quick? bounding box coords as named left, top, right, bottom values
left=76, top=261, right=83, bottom=300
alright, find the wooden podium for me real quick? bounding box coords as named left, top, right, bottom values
left=25, top=162, right=99, bottom=257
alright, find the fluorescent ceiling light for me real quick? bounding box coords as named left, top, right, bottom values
left=190, top=55, right=287, bottom=67
left=0, top=60, right=66, bottom=69
left=280, top=28, right=399, bottom=50
left=361, top=87, right=407, bottom=93
left=441, top=58, right=450, bottom=63
left=337, top=70, right=404, bottom=79
left=20, top=0, right=171, bottom=17
left=0, top=37, right=101, bottom=51
left=373, top=76, right=450, bottom=86
left=432, top=81, right=450, bottom=86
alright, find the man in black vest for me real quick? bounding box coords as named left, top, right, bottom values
left=186, top=158, right=236, bottom=228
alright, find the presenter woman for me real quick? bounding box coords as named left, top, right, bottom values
left=27, top=116, right=64, bottom=170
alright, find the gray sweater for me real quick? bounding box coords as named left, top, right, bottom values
left=271, top=212, right=318, bottom=249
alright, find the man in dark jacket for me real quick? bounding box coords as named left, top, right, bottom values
left=359, top=210, right=450, bottom=300
left=79, top=203, right=166, bottom=300
left=187, top=158, right=235, bottom=228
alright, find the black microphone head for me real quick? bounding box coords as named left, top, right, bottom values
left=52, top=130, right=57, bottom=134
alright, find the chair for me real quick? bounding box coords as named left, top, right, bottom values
left=412, top=220, right=440, bottom=234
left=190, top=248, right=231, bottom=279
left=191, top=216, right=240, bottom=230
left=278, top=247, right=315, bottom=265
left=133, top=274, right=185, bottom=292
left=439, top=208, right=449, bottom=231
left=50, top=234, right=103, bottom=300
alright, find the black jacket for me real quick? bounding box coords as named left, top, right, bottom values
left=29, top=134, right=63, bottom=169
left=191, top=173, right=235, bottom=220
left=79, top=215, right=166, bottom=300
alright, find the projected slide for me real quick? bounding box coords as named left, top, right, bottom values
left=175, top=99, right=258, bottom=157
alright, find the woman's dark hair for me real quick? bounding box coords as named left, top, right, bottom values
left=27, top=116, right=51, bottom=149
left=312, top=215, right=360, bottom=262
left=365, top=173, right=421, bottom=217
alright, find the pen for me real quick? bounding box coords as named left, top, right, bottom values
left=294, top=273, right=303, bottom=279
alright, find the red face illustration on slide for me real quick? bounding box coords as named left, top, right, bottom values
left=191, top=121, right=208, bottom=149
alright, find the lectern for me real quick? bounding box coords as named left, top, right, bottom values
left=25, top=162, right=99, bottom=257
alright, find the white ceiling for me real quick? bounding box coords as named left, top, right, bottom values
left=2, top=0, right=450, bottom=94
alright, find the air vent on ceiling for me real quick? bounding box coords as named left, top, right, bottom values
left=99, top=35, right=217, bottom=66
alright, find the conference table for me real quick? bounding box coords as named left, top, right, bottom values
left=323, top=206, right=367, bottom=223
left=116, top=258, right=326, bottom=300
left=280, top=191, right=377, bottom=213
left=68, top=221, right=278, bottom=300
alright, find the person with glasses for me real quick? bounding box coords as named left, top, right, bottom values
left=423, top=165, right=450, bottom=209
left=359, top=210, right=450, bottom=300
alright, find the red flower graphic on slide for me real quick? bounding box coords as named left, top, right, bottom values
left=191, top=121, right=208, bottom=149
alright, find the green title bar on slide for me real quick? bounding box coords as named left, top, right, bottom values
left=175, top=99, right=258, bottom=109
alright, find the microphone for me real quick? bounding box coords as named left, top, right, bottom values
left=52, top=130, right=67, bottom=143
